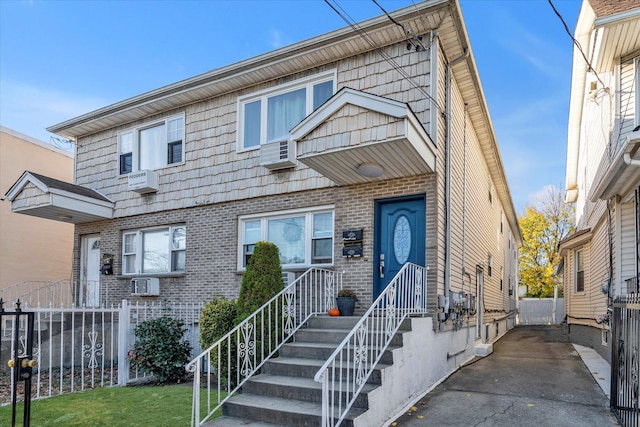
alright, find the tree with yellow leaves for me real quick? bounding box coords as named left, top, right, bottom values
left=518, top=186, right=574, bottom=298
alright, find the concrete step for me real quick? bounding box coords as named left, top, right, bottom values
left=222, top=393, right=365, bottom=427
left=281, top=341, right=398, bottom=364
left=243, top=374, right=376, bottom=408
left=295, top=327, right=406, bottom=347
left=262, top=356, right=387, bottom=384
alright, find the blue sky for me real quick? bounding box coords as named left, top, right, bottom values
left=0, top=0, right=580, bottom=212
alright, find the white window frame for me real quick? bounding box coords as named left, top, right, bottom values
left=118, top=113, right=185, bottom=175
left=635, top=57, right=640, bottom=128
left=122, top=224, right=186, bottom=276
left=236, top=70, right=336, bottom=152
left=575, top=248, right=585, bottom=293
left=237, top=206, right=334, bottom=270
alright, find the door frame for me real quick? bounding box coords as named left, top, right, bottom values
left=80, top=234, right=101, bottom=307
left=373, top=194, right=426, bottom=298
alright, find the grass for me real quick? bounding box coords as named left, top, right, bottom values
left=0, top=384, right=225, bottom=427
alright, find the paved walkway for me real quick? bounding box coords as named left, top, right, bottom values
left=391, top=325, right=619, bottom=427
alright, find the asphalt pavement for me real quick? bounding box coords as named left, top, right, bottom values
left=390, top=325, right=619, bottom=427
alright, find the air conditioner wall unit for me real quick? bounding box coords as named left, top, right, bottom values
left=128, top=170, right=159, bottom=194
left=260, top=139, right=297, bottom=170
left=131, top=277, right=160, bottom=296
left=282, top=271, right=297, bottom=287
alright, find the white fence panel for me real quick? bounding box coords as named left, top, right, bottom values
left=518, top=298, right=565, bottom=325
left=1, top=299, right=203, bottom=405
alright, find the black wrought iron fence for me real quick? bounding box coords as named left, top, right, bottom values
left=611, top=293, right=640, bottom=427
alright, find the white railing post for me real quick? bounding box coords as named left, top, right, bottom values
left=117, top=299, right=130, bottom=386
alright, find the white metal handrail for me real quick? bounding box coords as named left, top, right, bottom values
left=314, top=263, right=427, bottom=427
left=186, top=268, right=344, bottom=427
left=0, top=279, right=73, bottom=308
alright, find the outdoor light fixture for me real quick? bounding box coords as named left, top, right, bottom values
left=57, top=214, right=72, bottom=221
left=357, top=162, right=384, bottom=178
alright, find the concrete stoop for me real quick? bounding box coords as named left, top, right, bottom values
left=205, top=316, right=408, bottom=427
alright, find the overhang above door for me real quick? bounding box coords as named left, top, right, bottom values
left=4, top=171, right=114, bottom=224
left=290, top=88, right=436, bottom=186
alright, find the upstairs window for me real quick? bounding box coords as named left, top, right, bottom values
left=575, top=248, right=585, bottom=293
left=119, top=113, right=185, bottom=174
left=239, top=207, right=334, bottom=269
left=238, top=72, right=335, bottom=151
left=122, top=225, right=186, bottom=275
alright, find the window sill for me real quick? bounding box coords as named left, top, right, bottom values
left=234, top=266, right=335, bottom=274
left=116, top=273, right=186, bottom=279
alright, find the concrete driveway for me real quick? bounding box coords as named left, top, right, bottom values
left=391, top=325, right=619, bottom=427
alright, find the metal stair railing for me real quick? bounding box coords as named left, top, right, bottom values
left=314, top=262, right=428, bottom=427
left=0, top=280, right=74, bottom=308
left=186, top=267, right=344, bottom=427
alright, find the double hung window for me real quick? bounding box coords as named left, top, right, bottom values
left=575, top=248, right=585, bottom=293
left=239, top=207, right=334, bottom=269
left=122, top=225, right=186, bottom=275
left=119, top=113, right=185, bottom=174
left=238, top=72, right=335, bottom=150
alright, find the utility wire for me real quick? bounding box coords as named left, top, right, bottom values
left=323, top=0, right=442, bottom=113
left=372, top=0, right=427, bottom=51
left=547, top=0, right=607, bottom=89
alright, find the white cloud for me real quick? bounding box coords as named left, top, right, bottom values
left=0, top=79, right=108, bottom=142
left=269, top=29, right=285, bottom=48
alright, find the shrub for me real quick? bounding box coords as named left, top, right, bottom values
left=199, top=298, right=238, bottom=388
left=200, top=297, right=238, bottom=349
left=128, top=316, right=192, bottom=384
left=235, top=241, right=284, bottom=371
left=236, top=241, right=283, bottom=321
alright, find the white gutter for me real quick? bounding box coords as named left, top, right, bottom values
left=565, top=1, right=596, bottom=203
left=623, top=153, right=640, bottom=167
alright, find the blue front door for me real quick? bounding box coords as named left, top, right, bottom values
left=373, top=196, right=426, bottom=298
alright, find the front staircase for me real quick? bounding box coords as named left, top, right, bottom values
left=208, top=315, right=409, bottom=426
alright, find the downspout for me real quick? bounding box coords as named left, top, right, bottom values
left=623, top=153, right=640, bottom=167
left=444, top=48, right=469, bottom=312
left=447, top=102, right=470, bottom=360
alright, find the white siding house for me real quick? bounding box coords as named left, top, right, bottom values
left=561, top=0, right=640, bottom=362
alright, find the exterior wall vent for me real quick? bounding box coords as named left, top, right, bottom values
left=260, top=140, right=297, bottom=170
left=282, top=271, right=296, bottom=286
left=128, top=170, right=159, bottom=193
left=130, top=277, right=160, bottom=296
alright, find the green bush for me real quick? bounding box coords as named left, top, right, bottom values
left=236, top=241, right=284, bottom=369
left=199, top=298, right=238, bottom=388
left=128, top=316, right=192, bottom=384
left=236, top=241, right=283, bottom=321
left=200, top=298, right=238, bottom=349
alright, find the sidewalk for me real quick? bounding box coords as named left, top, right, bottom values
left=391, top=325, right=619, bottom=427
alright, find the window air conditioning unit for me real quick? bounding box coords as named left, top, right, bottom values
left=128, top=170, right=158, bottom=194
left=130, top=277, right=160, bottom=296
left=282, top=271, right=297, bottom=287
left=260, top=139, right=297, bottom=170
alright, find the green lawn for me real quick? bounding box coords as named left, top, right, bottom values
left=0, top=384, right=224, bottom=427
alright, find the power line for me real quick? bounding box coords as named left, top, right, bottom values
left=371, top=0, right=427, bottom=51
left=547, top=0, right=607, bottom=89
left=322, top=0, right=442, bottom=113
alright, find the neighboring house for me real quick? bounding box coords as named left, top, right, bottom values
left=0, top=126, right=74, bottom=299
left=561, top=0, right=640, bottom=362
left=6, top=0, right=520, bottom=359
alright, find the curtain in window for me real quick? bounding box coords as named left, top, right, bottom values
left=139, top=124, right=165, bottom=170
left=267, top=88, right=305, bottom=143
left=313, top=81, right=333, bottom=109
